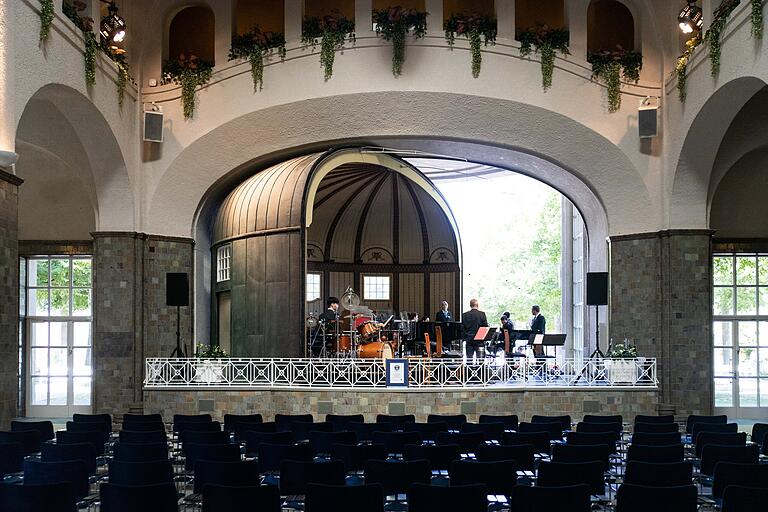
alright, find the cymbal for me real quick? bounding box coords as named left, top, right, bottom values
left=341, top=288, right=360, bottom=309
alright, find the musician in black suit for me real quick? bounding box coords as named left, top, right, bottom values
left=435, top=301, right=453, bottom=322
left=530, top=305, right=546, bottom=334
left=462, top=299, right=488, bottom=359
left=313, top=297, right=339, bottom=356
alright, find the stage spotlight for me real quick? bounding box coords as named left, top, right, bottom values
left=100, top=0, right=126, bottom=49
left=678, top=1, right=703, bottom=35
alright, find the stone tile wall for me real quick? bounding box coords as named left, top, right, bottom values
left=0, top=172, right=21, bottom=429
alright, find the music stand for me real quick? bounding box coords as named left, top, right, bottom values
left=542, top=334, right=567, bottom=359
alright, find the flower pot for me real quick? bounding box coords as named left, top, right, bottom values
left=605, top=358, right=637, bottom=384
left=194, top=359, right=226, bottom=383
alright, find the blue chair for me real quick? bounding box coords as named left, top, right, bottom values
left=479, top=414, right=518, bottom=430
left=364, top=459, right=431, bottom=496
left=184, top=443, right=241, bottom=471
left=375, top=414, right=415, bottom=428
left=435, top=431, right=484, bottom=452
left=510, top=484, right=591, bottom=512
left=56, top=429, right=108, bottom=455
left=118, top=429, right=168, bottom=444
left=349, top=422, right=392, bottom=442
left=427, top=414, right=467, bottom=429
left=502, top=431, right=550, bottom=454
left=633, top=422, right=679, bottom=434
left=40, top=442, right=98, bottom=474
left=233, top=421, right=276, bottom=441
left=403, top=444, right=462, bottom=470
left=449, top=459, right=517, bottom=496
left=552, top=443, right=612, bottom=470
left=408, top=483, right=487, bottom=512
left=576, top=421, right=622, bottom=434
left=275, top=413, right=314, bottom=431
left=305, top=483, right=384, bottom=512
left=99, top=482, right=179, bottom=512
left=11, top=420, right=54, bottom=441
left=700, top=444, right=759, bottom=477
left=372, top=431, right=422, bottom=455
left=326, top=414, right=365, bottom=431
left=173, top=413, right=211, bottom=427
left=179, top=430, right=230, bottom=450
left=73, top=413, right=111, bottom=427
left=279, top=460, right=346, bottom=495
left=402, top=422, right=448, bottom=442
left=223, top=413, right=262, bottom=433
left=531, top=414, right=571, bottom=430
left=624, top=461, right=693, bottom=487
left=630, top=432, right=681, bottom=446
left=112, top=441, right=169, bottom=462
left=583, top=414, right=623, bottom=425
left=475, top=443, right=535, bottom=471
left=202, top=484, right=280, bottom=512
left=256, top=443, right=313, bottom=473
left=721, top=485, right=768, bottom=512
left=519, top=421, right=563, bottom=441
left=291, top=421, right=333, bottom=442
left=461, top=422, right=505, bottom=441
left=309, top=430, right=357, bottom=455
left=634, top=415, right=674, bottom=425
left=23, top=459, right=89, bottom=500
left=0, top=482, right=76, bottom=512
left=242, top=430, right=293, bottom=455
left=711, top=462, right=768, bottom=501
left=119, top=420, right=165, bottom=432
left=627, top=444, right=684, bottom=463
left=694, top=431, right=746, bottom=458
left=193, top=460, right=260, bottom=494
left=330, top=443, right=387, bottom=472
left=122, top=413, right=163, bottom=424
left=537, top=461, right=605, bottom=495
left=66, top=420, right=110, bottom=434
left=616, top=484, right=697, bottom=512
left=686, top=414, right=727, bottom=434
left=750, top=423, right=768, bottom=446
left=0, top=430, right=43, bottom=455
left=566, top=431, right=618, bottom=453
left=0, top=442, right=24, bottom=476
left=108, top=460, right=174, bottom=486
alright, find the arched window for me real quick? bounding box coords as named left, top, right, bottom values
left=305, top=0, right=354, bottom=20
left=515, top=0, right=565, bottom=38
left=587, top=0, right=635, bottom=53
left=234, top=0, right=285, bottom=36
left=168, top=6, right=216, bottom=64
left=443, top=0, right=495, bottom=22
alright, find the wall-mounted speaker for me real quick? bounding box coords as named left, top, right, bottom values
left=639, top=106, right=658, bottom=138
left=586, top=272, right=609, bottom=306
left=166, top=273, right=189, bottom=307
left=143, top=110, right=164, bottom=143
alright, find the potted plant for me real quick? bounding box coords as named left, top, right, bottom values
left=605, top=341, right=638, bottom=384
left=194, top=343, right=229, bottom=383
left=302, top=11, right=355, bottom=81
left=373, top=6, right=428, bottom=77
left=444, top=12, right=497, bottom=78
left=162, top=52, right=214, bottom=120
left=63, top=0, right=99, bottom=86
left=229, top=25, right=286, bottom=92
left=518, top=24, right=570, bottom=91
left=587, top=46, right=642, bottom=113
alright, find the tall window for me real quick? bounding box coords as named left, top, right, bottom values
left=306, top=272, right=321, bottom=302
left=571, top=210, right=586, bottom=360
left=364, top=275, right=390, bottom=300
left=216, top=245, right=231, bottom=283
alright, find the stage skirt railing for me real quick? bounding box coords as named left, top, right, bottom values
left=144, top=357, right=657, bottom=389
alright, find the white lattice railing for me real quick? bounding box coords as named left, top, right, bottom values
left=144, top=357, right=657, bottom=389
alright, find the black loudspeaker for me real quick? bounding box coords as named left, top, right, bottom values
left=639, top=106, right=658, bottom=138
left=166, top=273, right=189, bottom=307
left=143, top=110, right=164, bottom=143
left=586, top=272, right=608, bottom=306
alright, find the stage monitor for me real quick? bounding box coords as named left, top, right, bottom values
left=586, top=272, right=608, bottom=306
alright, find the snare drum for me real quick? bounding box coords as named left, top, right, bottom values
left=338, top=335, right=352, bottom=352
left=357, top=341, right=393, bottom=360
left=356, top=321, right=379, bottom=340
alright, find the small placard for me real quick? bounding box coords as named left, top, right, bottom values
left=386, top=359, right=409, bottom=387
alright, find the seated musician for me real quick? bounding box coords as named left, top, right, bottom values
left=499, top=314, right=515, bottom=346
left=313, top=297, right=339, bottom=355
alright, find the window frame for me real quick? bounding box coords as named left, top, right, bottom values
left=363, top=274, right=391, bottom=301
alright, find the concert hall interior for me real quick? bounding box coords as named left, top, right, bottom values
left=3, top=0, right=768, bottom=510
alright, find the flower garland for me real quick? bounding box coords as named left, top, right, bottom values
left=705, top=0, right=739, bottom=77
left=63, top=1, right=98, bottom=86
left=752, top=0, right=764, bottom=39
left=229, top=26, right=287, bottom=91
left=302, top=12, right=355, bottom=81
left=163, top=53, right=214, bottom=120
left=518, top=25, right=570, bottom=91
left=373, top=6, right=428, bottom=77
left=588, top=47, right=642, bottom=113
left=39, top=0, right=55, bottom=43
left=444, top=13, right=497, bottom=78
left=675, top=35, right=702, bottom=103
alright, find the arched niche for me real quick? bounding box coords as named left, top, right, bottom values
left=168, top=5, right=216, bottom=64
left=235, top=0, right=284, bottom=35
left=515, top=0, right=565, bottom=38
left=710, top=148, right=768, bottom=239
left=305, top=0, right=354, bottom=20
left=587, top=0, right=635, bottom=53
left=443, top=0, right=495, bottom=21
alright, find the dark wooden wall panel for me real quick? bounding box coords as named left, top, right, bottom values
left=399, top=273, right=424, bottom=316
left=231, top=239, right=249, bottom=356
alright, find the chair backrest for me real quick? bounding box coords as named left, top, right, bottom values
left=615, top=484, right=697, bottom=512
left=55, top=430, right=107, bottom=455
left=372, top=430, right=422, bottom=454
left=375, top=414, right=416, bottom=427
left=0, top=430, right=42, bottom=455
left=510, top=484, right=591, bottom=512
left=479, top=414, right=518, bottom=430
left=119, top=420, right=165, bottom=432
left=305, top=483, right=384, bottom=512
left=634, top=414, right=675, bottom=425
left=576, top=421, right=622, bottom=434
left=552, top=443, right=611, bottom=470
left=11, top=420, right=54, bottom=441
left=309, top=430, right=357, bottom=455
left=348, top=422, right=392, bottom=442
left=184, top=443, right=241, bottom=471
left=0, top=442, right=24, bottom=476
left=624, top=461, right=693, bottom=487
left=193, top=459, right=260, bottom=494
left=66, top=420, right=110, bottom=434
left=279, top=460, right=346, bottom=495
left=122, top=413, right=163, bottom=425
left=531, top=415, right=571, bottom=430
left=275, top=414, right=314, bottom=431
left=0, top=482, right=76, bottom=512
left=721, top=485, right=768, bottom=511
left=257, top=442, right=313, bottom=473
left=172, top=413, right=211, bottom=425
left=692, top=422, right=739, bottom=442
left=100, top=482, right=179, bottom=512
left=23, top=459, right=89, bottom=500
left=330, top=443, right=386, bottom=472
left=403, top=444, right=462, bottom=470
left=460, top=422, right=504, bottom=441
left=242, top=430, right=293, bottom=454
left=427, top=414, right=467, bottom=428
left=180, top=430, right=231, bottom=449
left=291, top=421, right=334, bottom=442
left=72, top=413, right=111, bottom=426
left=633, top=422, right=679, bottom=434
left=112, top=441, right=168, bottom=462
left=364, top=459, right=431, bottom=495
left=694, top=431, right=746, bottom=458
left=40, top=442, right=97, bottom=474
left=630, top=432, right=681, bottom=446
left=626, top=444, right=684, bottom=463
left=435, top=431, right=484, bottom=452
left=222, top=413, right=262, bottom=433
left=475, top=443, right=535, bottom=470
left=175, top=421, right=221, bottom=435
left=202, top=484, right=281, bottom=512
left=519, top=421, right=563, bottom=441
left=583, top=414, right=623, bottom=424
left=501, top=431, right=550, bottom=454
left=565, top=431, right=618, bottom=452
left=750, top=423, right=768, bottom=445
left=118, top=429, right=167, bottom=444
left=108, top=460, right=174, bottom=486
left=325, top=414, right=365, bottom=431
left=686, top=414, right=728, bottom=434
left=537, top=460, right=605, bottom=495
left=407, top=483, right=487, bottom=512
left=233, top=421, right=276, bottom=441
left=700, top=444, right=759, bottom=476
left=402, top=422, right=448, bottom=442
left=449, top=459, right=517, bottom=496
left=711, top=462, right=768, bottom=499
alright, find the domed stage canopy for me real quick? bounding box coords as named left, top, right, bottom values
left=212, top=148, right=461, bottom=357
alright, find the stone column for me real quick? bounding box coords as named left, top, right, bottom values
left=355, top=0, right=374, bottom=37
left=425, top=0, right=443, bottom=37
left=566, top=0, right=589, bottom=60
left=0, top=169, right=22, bottom=429
left=495, top=0, right=515, bottom=41
left=284, top=0, right=303, bottom=44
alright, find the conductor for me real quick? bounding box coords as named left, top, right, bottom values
left=530, top=305, right=546, bottom=334
left=462, top=299, right=488, bottom=359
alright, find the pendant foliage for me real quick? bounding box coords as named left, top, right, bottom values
left=163, top=53, right=214, bottom=120
left=588, top=47, right=643, bottom=113
left=518, top=25, right=570, bottom=91
left=444, top=13, right=497, bottom=78
left=302, top=11, right=355, bottom=81
left=373, top=6, right=428, bottom=77
left=229, top=26, right=287, bottom=92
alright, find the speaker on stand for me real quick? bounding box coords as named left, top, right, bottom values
left=577, top=272, right=608, bottom=383
left=166, top=273, right=189, bottom=358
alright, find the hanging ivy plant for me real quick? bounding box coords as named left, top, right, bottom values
left=163, top=53, right=214, bottom=120
left=752, top=0, right=763, bottom=39
left=229, top=26, right=287, bottom=92
left=302, top=11, right=355, bottom=81
left=588, top=47, right=643, bottom=113
left=444, top=12, right=497, bottom=78
left=39, top=0, right=55, bottom=43
left=675, top=35, right=702, bottom=103
left=63, top=1, right=98, bottom=86
left=518, top=24, right=570, bottom=91
left=705, top=0, right=740, bottom=77
left=105, top=49, right=132, bottom=108
left=373, top=6, right=428, bottom=77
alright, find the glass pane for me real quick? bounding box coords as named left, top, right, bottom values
left=31, top=322, right=48, bottom=347
left=739, top=347, right=758, bottom=376
left=72, top=289, right=91, bottom=317
left=713, top=256, right=733, bottom=286
left=736, top=287, right=757, bottom=315
left=739, top=322, right=758, bottom=346
left=29, top=259, right=49, bottom=287
left=72, top=258, right=91, bottom=287
left=760, top=256, right=768, bottom=285
left=760, top=288, right=768, bottom=315
left=714, top=348, right=733, bottom=376
left=761, top=379, right=768, bottom=407
left=739, top=378, right=759, bottom=407
left=49, top=258, right=70, bottom=287
left=73, top=377, right=91, bottom=406
left=760, top=322, right=768, bottom=345
left=28, top=289, right=49, bottom=316
left=49, top=377, right=67, bottom=405
left=760, top=349, right=768, bottom=378
left=713, top=288, right=734, bottom=315
left=50, top=289, right=70, bottom=316
left=49, top=322, right=67, bottom=346
left=713, top=321, right=732, bottom=346
left=31, top=348, right=48, bottom=375
left=30, top=377, right=48, bottom=405
left=73, top=323, right=91, bottom=347
left=73, top=348, right=91, bottom=376
left=714, top=378, right=733, bottom=407
left=49, top=348, right=67, bottom=376
left=736, top=256, right=757, bottom=285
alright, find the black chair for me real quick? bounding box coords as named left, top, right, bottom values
left=634, top=414, right=675, bottom=425
left=364, top=459, right=431, bottom=496
left=202, top=484, right=281, bottom=512
left=118, top=429, right=167, bottom=444
left=23, top=459, right=89, bottom=500
left=66, top=420, right=110, bottom=434
left=175, top=421, right=221, bottom=435
left=242, top=430, right=293, bottom=455
left=711, top=462, right=768, bottom=500
left=633, top=422, right=679, bottom=434
left=461, top=422, right=504, bottom=441
left=552, top=443, right=611, bottom=470
left=309, top=430, right=357, bottom=455
left=184, top=443, right=241, bottom=471
left=0, top=442, right=24, bottom=476
left=275, top=413, right=314, bottom=432
left=427, top=414, right=467, bottom=429
left=691, top=422, right=738, bottom=442
left=700, top=444, right=759, bottom=476
left=502, top=431, right=550, bottom=454
left=531, top=414, right=571, bottom=430
left=408, top=483, right=487, bottom=512
left=234, top=421, right=277, bottom=441
left=630, top=432, right=681, bottom=446
left=11, top=420, right=54, bottom=441
left=193, top=460, right=260, bottom=494
left=223, top=413, right=262, bottom=433
left=583, top=414, right=623, bottom=424
left=615, top=483, right=697, bottom=512
left=108, top=460, right=174, bottom=486
left=173, top=413, right=212, bottom=426
left=403, top=444, right=462, bottom=470
left=0, top=430, right=42, bottom=455
left=479, top=414, right=518, bottom=430
left=721, top=485, right=768, bottom=512
left=624, top=461, right=693, bottom=487
left=475, top=443, right=535, bottom=470
left=372, top=431, right=422, bottom=454
left=449, top=459, right=516, bottom=496
left=402, top=422, right=448, bottom=442
left=349, top=422, right=392, bottom=442
left=576, top=421, right=622, bottom=434
left=122, top=413, right=163, bottom=424
left=112, top=441, right=169, bottom=462
left=180, top=430, right=230, bottom=449
left=435, top=431, right=484, bottom=452
left=626, top=444, right=684, bottom=463
left=326, top=414, right=365, bottom=431
left=519, top=421, right=563, bottom=441
left=750, top=423, right=768, bottom=446
left=694, top=431, right=746, bottom=458
left=41, top=442, right=97, bottom=474
left=73, top=413, right=111, bottom=426
left=375, top=414, right=415, bottom=428
left=686, top=414, right=727, bottom=434
left=100, top=482, right=179, bottom=512
left=56, top=430, right=107, bottom=455
left=256, top=443, right=313, bottom=473
left=330, top=443, right=386, bottom=472
left=119, top=420, right=165, bottom=432
left=305, top=483, right=384, bottom=512
left=566, top=431, right=618, bottom=453
left=279, top=460, right=347, bottom=495
left=291, top=421, right=333, bottom=442
left=537, top=461, right=605, bottom=495
left=0, top=482, right=76, bottom=512
left=510, top=484, right=591, bottom=512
